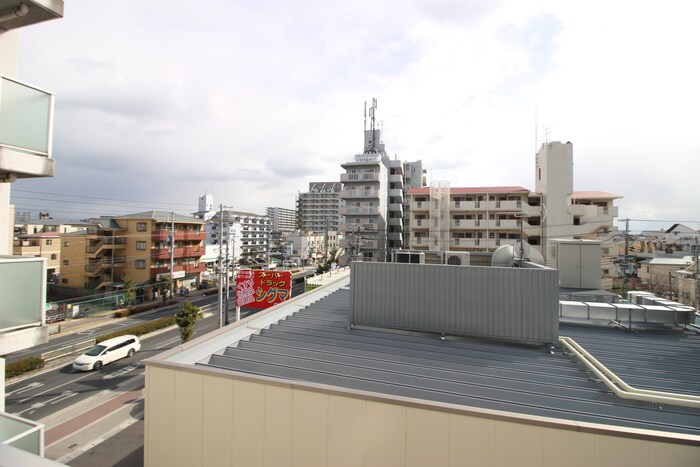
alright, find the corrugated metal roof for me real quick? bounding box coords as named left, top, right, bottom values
left=200, top=287, right=700, bottom=436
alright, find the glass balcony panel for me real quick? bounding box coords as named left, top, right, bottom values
left=0, top=76, right=53, bottom=156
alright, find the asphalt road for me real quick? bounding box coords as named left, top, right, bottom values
left=5, top=310, right=222, bottom=423
left=6, top=293, right=221, bottom=364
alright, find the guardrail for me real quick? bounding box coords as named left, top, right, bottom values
left=40, top=338, right=96, bottom=362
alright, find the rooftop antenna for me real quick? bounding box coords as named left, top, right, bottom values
left=364, top=101, right=367, bottom=131
left=369, top=98, right=377, bottom=152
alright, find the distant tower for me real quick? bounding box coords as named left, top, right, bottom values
left=535, top=141, right=574, bottom=263
left=195, top=193, right=215, bottom=221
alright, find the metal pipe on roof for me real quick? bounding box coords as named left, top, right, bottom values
left=560, top=336, right=700, bottom=409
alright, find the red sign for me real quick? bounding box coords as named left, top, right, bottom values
left=235, top=269, right=292, bottom=309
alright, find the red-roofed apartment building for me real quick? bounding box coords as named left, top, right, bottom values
left=407, top=141, right=620, bottom=286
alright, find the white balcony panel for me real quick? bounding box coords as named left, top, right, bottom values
left=0, top=256, right=48, bottom=354
left=0, top=412, right=44, bottom=457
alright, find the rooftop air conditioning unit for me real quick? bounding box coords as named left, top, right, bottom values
left=444, top=251, right=470, bottom=266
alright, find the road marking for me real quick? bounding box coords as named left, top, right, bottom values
left=102, top=363, right=141, bottom=380
left=161, top=336, right=182, bottom=346
left=77, top=330, right=96, bottom=335
left=5, top=381, right=43, bottom=396
left=48, top=391, right=78, bottom=405
left=18, top=372, right=93, bottom=404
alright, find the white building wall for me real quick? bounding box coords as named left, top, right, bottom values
left=536, top=141, right=574, bottom=264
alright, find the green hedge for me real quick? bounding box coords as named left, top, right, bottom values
left=5, top=357, right=45, bottom=378
left=97, top=316, right=176, bottom=343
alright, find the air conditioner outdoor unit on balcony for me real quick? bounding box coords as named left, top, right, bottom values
left=444, top=251, right=470, bottom=266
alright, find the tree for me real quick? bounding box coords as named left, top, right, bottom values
left=123, top=278, right=137, bottom=308
left=175, top=301, right=202, bottom=343
left=156, top=278, right=170, bottom=304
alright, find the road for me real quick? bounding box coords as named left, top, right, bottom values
left=4, top=272, right=313, bottom=463
left=6, top=293, right=221, bottom=364
left=3, top=307, right=253, bottom=464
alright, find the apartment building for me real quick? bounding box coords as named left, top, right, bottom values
left=0, top=0, right=65, bottom=460
left=408, top=184, right=542, bottom=252
left=406, top=141, right=620, bottom=286
left=266, top=206, right=296, bottom=232
left=296, top=181, right=342, bottom=232
left=60, top=211, right=205, bottom=292
left=339, top=100, right=427, bottom=262
left=207, top=209, right=271, bottom=261
left=12, top=218, right=89, bottom=279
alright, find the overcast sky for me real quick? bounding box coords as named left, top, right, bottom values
left=11, top=0, right=700, bottom=233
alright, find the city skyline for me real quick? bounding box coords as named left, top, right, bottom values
left=10, top=0, right=700, bottom=233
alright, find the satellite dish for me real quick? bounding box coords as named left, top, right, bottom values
left=491, top=243, right=544, bottom=267
left=492, top=244, right=516, bottom=267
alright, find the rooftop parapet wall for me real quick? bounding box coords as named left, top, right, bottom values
left=350, top=262, right=559, bottom=344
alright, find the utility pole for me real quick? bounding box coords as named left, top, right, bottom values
left=695, top=236, right=699, bottom=309
left=218, top=204, right=224, bottom=328
left=169, top=211, right=175, bottom=300
left=224, top=231, right=230, bottom=326
left=622, top=218, right=630, bottom=300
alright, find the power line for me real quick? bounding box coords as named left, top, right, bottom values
left=11, top=189, right=196, bottom=207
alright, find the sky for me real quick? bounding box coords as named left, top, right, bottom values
left=11, top=0, right=700, bottom=233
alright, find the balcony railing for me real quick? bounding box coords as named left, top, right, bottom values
left=0, top=256, right=48, bottom=355
left=0, top=76, right=54, bottom=161
left=0, top=412, right=44, bottom=457
left=340, top=172, right=380, bottom=182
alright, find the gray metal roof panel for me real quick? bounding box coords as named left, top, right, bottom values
left=201, top=287, right=700, bottom=435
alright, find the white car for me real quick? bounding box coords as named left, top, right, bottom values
left=72, top=334, right=141, bottom=371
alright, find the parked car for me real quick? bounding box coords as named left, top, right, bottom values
left=281, top=260, right=298, bottom=268
left=72, top=335, right=141, bottom=371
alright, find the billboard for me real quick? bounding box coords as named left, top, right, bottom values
left=235, top=269, right=292, bottom=309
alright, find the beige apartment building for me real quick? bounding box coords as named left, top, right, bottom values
left=12, top=218, right=89, bottom=280
left=60, top=211, right=205, bottom=292
left=406, top=142, right=620, bottom=287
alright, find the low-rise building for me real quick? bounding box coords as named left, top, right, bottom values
left=59, top=211, right=205, bottom=293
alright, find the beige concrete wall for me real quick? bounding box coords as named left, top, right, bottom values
left=145, top=365, right=700, bottom=467
left=59, top=236, right=87, bottom=287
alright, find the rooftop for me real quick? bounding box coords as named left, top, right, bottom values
left=407, top=186, right=531, bottom=195
left=174, top=278, right=700, bottom=437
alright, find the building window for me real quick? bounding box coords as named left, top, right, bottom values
left=135, top=259, right=146, bottom=269
left=46, top=239, right=52, bottom=245
left=61, top=278, right=68, bottom=284
left=136, top=241, right=147, bottom=250
left=64, top=241, right=70, bottom=247
left=51, top=254, right=57, bottom=260
left=63, top=260, right=69, bottom=266
left=137, top=222, right=147, bottom=232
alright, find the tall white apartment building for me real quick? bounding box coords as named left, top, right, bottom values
left=339, top=99, right=389, bottom=262
left=206, top=210, right=271, bottom=261
left=266, top=206, right=297, bottom=232
left=195, top=195, right=272, bottom=261
left=340, top=100, right=428, bottom=262
left=407, top=141, right=620, bottom=285
left=296, top=182, right=342, bottom=233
